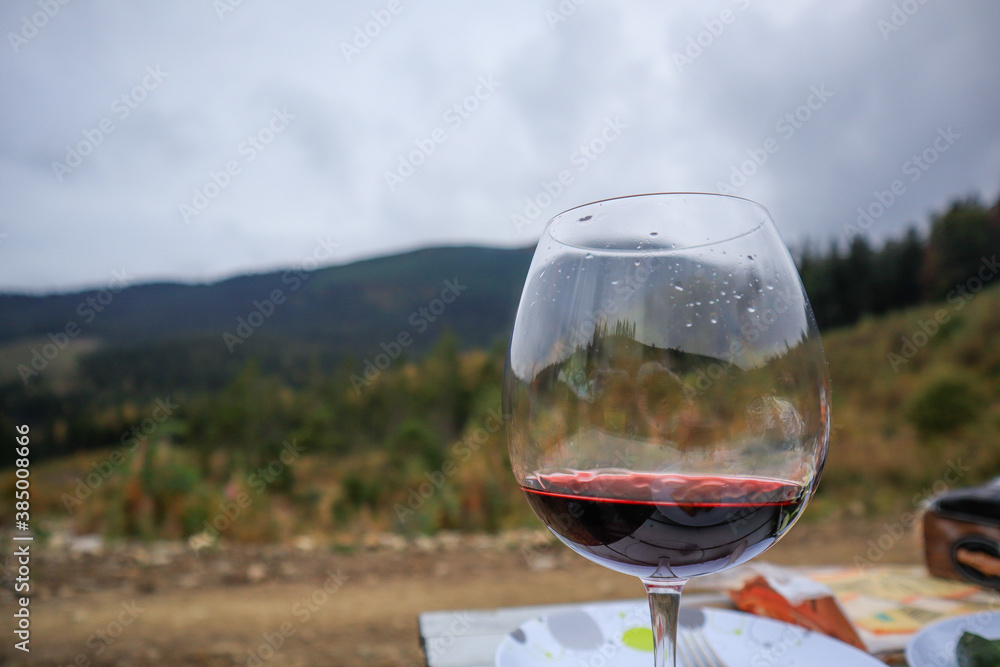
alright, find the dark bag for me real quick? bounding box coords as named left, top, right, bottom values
left=923, top=478, right=1000, bottom=589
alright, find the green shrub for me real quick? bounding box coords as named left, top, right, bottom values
left=904, top=371, right=985, bottom=437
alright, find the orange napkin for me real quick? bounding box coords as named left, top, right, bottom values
left=728, top=564, right=866, bottom=651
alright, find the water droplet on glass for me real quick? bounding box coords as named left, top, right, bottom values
left=710, top=318, right=718, bottom=324
left=673, top=284, right=684, bottom=292
left=611, top=280, right=619, bottom=285
left=585, top=253, right=593, bottom=259
left=734, top=294, right=742, bottom=300
left=634, top=260, right=641, bottom=267
left=650, top=231, right=659, bottom=236
left=685, top=322, right=693, bottom=328
left=747, top=306, right=756, bottom=313
left=766, top=285, right=774, bottom=291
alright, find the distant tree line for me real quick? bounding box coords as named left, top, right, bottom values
left=797, top=195, right=1000, bottom=329
left=1, top=192, right=998, bottom=472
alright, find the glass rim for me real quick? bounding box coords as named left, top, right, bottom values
left=546, top=191, right=772, bottom=252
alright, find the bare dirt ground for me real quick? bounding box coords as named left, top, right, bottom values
left=1, top=518, right=922, bottom=667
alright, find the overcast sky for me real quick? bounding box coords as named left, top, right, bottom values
left=1, top=1, right=998, bottom=293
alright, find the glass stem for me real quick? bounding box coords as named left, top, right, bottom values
left=642, top=578, right=686, bottom=667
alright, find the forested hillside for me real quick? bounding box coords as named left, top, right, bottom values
left=1, top=193, right=998, bottom=542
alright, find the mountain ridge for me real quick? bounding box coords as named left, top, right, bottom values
left=0, top=245, right=536, bottom=353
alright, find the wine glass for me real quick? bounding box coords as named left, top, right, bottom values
left=503, top=193, right=830, bottom=667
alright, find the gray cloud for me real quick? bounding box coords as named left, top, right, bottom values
left=0, top=0, right=997, bottom=292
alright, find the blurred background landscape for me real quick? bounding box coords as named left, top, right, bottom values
left=2, top=194, right=999, bottom=546
left=2, top=1, right=1000, bottom=665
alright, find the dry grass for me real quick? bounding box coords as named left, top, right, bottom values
left=5, top=287, right=1000, bottom=545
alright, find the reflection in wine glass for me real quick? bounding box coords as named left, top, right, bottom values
left=504, top=193, right=830, bottom=667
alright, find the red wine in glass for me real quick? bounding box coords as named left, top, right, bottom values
left=520, top=471, right=807, bottom=579
left=504, top=193, right=830, bottom=666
